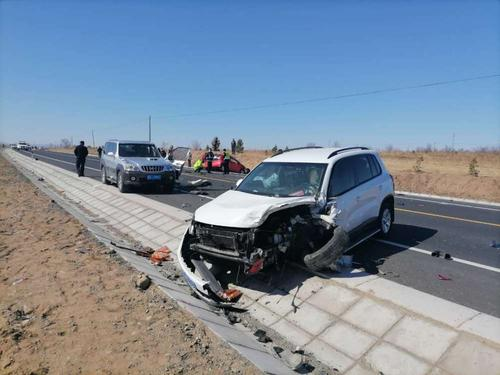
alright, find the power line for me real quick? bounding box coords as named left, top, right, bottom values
left=157, top=73, right=499, bottom=119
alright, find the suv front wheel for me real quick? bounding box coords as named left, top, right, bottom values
left=101, top=167, right=110, bottom=185
left=117, top=171, right=128, bottom=193
left=378, top=202, right=393, bottom=238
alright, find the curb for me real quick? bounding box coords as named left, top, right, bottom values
left=395, top=191, right=500, bottom=207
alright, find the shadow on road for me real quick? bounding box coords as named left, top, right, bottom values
left=349, top=223, right=438, bottom=274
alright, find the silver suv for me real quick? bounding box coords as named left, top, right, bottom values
left=100, top=140, right=176, bottom=193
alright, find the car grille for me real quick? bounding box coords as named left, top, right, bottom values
left=196, top=224, right=248, bottom=252
left=141, top=165, right=164, bottom=172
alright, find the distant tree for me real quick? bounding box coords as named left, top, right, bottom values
left=211, top=136, right=220, bottom=151
left=271, top=145, right=278, bottom=154
left=385, top=144, right=394, bottom=152
left=236, top=139, right=244, bottom=153
left=191, top=140, right=201, bottom=150
left=469, top=158, right=479, bottom=177
left=413, top=156, right=424, bottom=173
left=306, top=142, right=316, bottom=147
left=333, top=141, right=341, bottom=147
left=60, top=138, right=71, bottom=148
left=285, top=146, right=289, bottom=151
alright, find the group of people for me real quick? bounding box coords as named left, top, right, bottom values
left=74, top=140, right=233, bottom=178
left=193, top=147, right=231, bottom=174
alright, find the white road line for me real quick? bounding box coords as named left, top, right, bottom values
left=178, top=188, right=215, bottom=200
left=376, top=239, right=500, bottom=274
left=33, top=153, right=101, bottom=172
left=397, top=195, right=500, bottom=212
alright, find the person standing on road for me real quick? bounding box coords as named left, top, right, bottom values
left=186, top=149, right=192, bottom=167
left=74, top=141, right=88, bottom=177
left=97, top=146, right=103, bottom=158
left=231, top=138, right=236, bottom=154
left=223, top=148, right=230, bottom=174
left=206, top=148, right=214, bottom=173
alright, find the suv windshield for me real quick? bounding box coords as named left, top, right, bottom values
left=118, top=143, right=160, bottom=158
left=237, top=162, right=327, bottom=197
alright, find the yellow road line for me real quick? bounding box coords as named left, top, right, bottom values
left=395, top=208, right=500, bottom=228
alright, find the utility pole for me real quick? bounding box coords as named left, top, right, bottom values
left=92, top=130, right=95, bottom=148
left=148, top=116, right=151, bottom=142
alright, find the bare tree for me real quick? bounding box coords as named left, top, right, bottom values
left=60, top=138, right=71, bottom=148
left=306, top=142, right=316, bottom=147
left=211, top=136, right=221, bottom=151
left=236, top=139, right=244, bottom=153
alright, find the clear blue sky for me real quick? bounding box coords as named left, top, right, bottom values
left=1, top=1, right=499, bottom=150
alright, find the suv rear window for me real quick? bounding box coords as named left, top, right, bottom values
left=118, top=143, right=160, bottom=158
left=328, top=154, right=382, bottom=196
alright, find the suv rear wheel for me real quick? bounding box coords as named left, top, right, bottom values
left=117, top=171, right=128, bottom=193
left=378, top=202, right=393, bottom=238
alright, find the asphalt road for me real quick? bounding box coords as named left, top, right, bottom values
left=19, top=149, right=500, bottom=317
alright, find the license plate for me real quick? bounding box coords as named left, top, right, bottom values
left=147, top=175, right=161, bottom=181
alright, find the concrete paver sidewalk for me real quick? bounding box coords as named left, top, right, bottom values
left=6, top=150, right=500, bottom=375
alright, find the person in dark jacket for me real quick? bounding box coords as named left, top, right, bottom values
left=74, top=141, right=89, bottom=177
left=206, top=148, right=214, bottom=173
left=97, top=146, right=103, bottom=158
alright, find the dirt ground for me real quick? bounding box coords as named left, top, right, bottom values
left=0, top=154, right=259, bottom=375
left=49, top=147, right=500, bottom=202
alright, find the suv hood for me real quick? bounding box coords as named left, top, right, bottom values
left=194, top=190, right=316, bottom=228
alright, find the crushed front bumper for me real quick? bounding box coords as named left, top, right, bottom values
left=177, top=228, right=242, bottom=307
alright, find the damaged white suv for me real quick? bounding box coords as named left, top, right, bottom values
left=179, top=147, right=394, bottom=305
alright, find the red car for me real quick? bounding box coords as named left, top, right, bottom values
left=201, top=152, right=250, bottom=174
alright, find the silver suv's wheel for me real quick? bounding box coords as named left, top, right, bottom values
left=101, top=167, right=109, bottom=184
left=378, top=203, right=393, bottom=237
left=117, top=171, right=127, bottom=193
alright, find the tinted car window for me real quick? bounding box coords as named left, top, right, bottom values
left=328, top=157, right=357, bottom=196
left=118, top=143, right=160, bottom=157
left=105, top=142, right=116, bottom=154
left=368, top=155, right=382, bottom=176
left=353, top=155, right=373, bottom=185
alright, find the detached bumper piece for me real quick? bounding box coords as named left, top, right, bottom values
left=178, top=230, right=243, bottom=307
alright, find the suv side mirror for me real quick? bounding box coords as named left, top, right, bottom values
left=235, top=178, right=243, bottom=188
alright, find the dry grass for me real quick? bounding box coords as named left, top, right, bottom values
left=49, top=147, right=500, bottom=202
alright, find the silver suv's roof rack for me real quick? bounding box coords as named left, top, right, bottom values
left=271, top=146, right=323, bottom=157
left=327, top=146, right=369, bottom=159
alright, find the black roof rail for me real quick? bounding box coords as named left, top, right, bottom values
left=327, top=146, right=369, bottom=159
left=271, top=146, right=323, bottom=157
